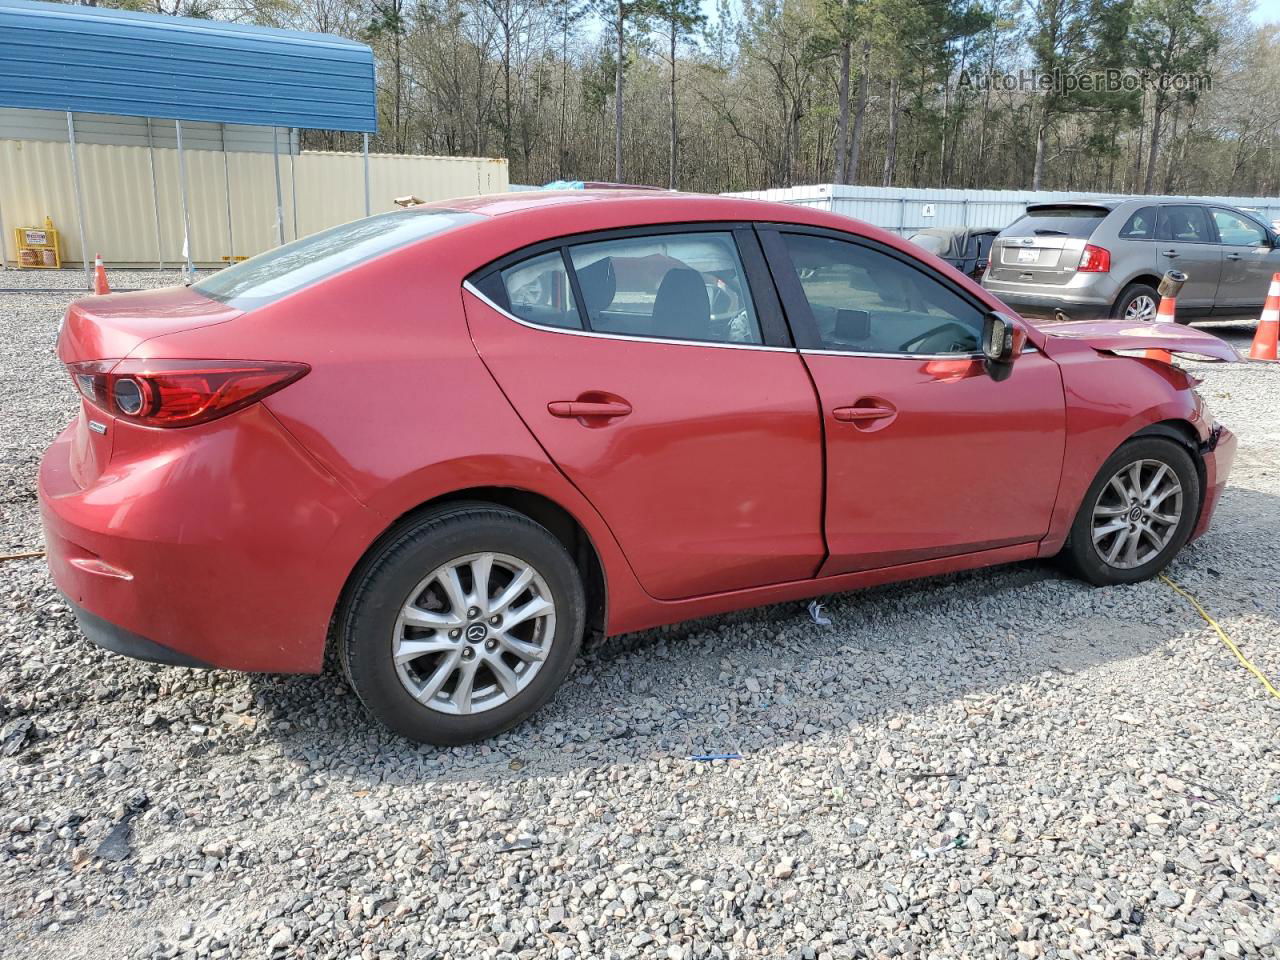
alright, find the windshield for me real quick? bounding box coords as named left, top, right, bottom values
left=194, top=209, right=483, bottom=310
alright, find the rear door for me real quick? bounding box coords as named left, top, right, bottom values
left=1155, top=205, right=1221, bottom=314
left=1209, top=207, right=1280, bottom=313
left=464, top=225, right=826, bottom=601
left=761, top=226, right=1066, bottom=574
left=987, top=204, right=1109, bottom=287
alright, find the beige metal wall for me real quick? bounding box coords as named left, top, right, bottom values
left=0, top=139, right=509, bottom=267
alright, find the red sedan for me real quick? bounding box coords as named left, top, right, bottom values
left=40, top=191, right=1238, bottom=744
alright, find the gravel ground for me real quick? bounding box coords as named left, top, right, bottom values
left=1, top=270, right=1278, bottom=960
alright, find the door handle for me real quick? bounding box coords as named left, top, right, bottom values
left=1161, top=249, right=1179, bottom=258
left=548, top=399, right=632, bottom=419
left=832, top=404, right=895, bottom=422
left=1226, top=253, right=1242, bottom=261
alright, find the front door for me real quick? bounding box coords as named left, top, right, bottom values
left=1156, top=205, right=1222, bottom=315
left=1209, top=207, right=1280, bottom=314
left=761, top=227, right=1067, bottom=574
left=464, top=226, right=826, bottom=600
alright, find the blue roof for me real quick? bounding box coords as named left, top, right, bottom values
left=0, top=0, right=376, bottom=131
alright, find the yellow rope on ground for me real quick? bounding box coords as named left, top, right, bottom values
left=0, top=549, right=45, bottom=563
left=1161, top=574, right=1280, bottom=701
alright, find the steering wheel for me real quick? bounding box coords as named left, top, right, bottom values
left=899, top=321, right=977, bottom=355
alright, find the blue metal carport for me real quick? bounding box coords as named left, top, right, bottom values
left=0, top=0, right=377, bottom=283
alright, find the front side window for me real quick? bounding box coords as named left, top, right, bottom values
left=1119, top=206, right=1156, bottom=240
left=1211, top=208, right=1268, bottom=247
left=1157, top=205, right=1213, bottom=243
left=781, top=233, right=983, bottom=355
left=194, top=209, right=482, bottom=310
left=500, top=252, right=580, bottom=329
left=566, top=232, right=762, bottom=344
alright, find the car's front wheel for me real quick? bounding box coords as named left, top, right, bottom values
left=1113, top=282, right=1162, bottom=323
left=339, top=503, right=586, bottom=745
left=1062, top=437, right=1200, bottom=586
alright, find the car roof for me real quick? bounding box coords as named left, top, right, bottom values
left=431, top=188, right=850, bottom=222
left=417, top=188, right=934, bottom=256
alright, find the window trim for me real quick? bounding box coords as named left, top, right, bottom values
left=462, top=280, right=797, bottom=353
left=465, top=221, right=793, bottom=349
left=756, top=224, right=992, bottom=358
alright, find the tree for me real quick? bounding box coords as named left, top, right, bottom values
left=1130, top=0, right=1219, bottom=192
left=650, top=0, right=704, bottom=187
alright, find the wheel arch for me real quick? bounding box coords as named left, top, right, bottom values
left=1113, top=275, right=1163, bottom=314
left=330, top=487, right=609, bottom=663
left=1128, top=418, right=1208, bottom=516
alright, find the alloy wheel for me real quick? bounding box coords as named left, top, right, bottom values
left=1090, top=459, right=1183, bottom=569
left=1124, top=294, right=1157, bottom=322
left=392, top=552, right=556, bottom=715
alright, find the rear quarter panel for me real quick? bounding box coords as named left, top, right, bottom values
left=128, top=239, right=654, bottom=636
left=1039, top=338, right=1211, bottom=555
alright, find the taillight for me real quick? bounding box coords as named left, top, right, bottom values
left=67, top=359, right=309, bottom=428
left=1078, top=244, right=1111, bottom=273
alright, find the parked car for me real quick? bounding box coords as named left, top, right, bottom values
left=907, top=226, right=1000, bottom=281
left=41, top=192, right=1238, bottom=745
left=982, top=198, right=1280, bottom=322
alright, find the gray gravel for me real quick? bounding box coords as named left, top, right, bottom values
left=2, top=272, right=1278, bottom=960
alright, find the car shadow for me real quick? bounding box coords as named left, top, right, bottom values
left=243, top=480, right=1279, bottom=788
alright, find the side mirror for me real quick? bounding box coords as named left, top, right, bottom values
left=982, top=311, right=1025, bottom=381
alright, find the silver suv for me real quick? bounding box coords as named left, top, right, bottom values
left=982, top=198, right=1280, bottom=322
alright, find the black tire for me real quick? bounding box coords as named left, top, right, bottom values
left=1112, top=282, right=1163, bottom=323
left=338, top=502, right=586, bottom=745
left=1061, top=437, right=1200, bottom=586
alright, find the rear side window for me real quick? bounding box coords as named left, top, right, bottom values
left=1002, top=206, right=1108, bottom=240
left=500, top=252, right=580, bottom=329
left=1118, top=207, right=1156, bottom=240
left=1157, top=205, right=1213, bottom=243
left=566, top=232, right=762, bottom=344
left=194, top=209, right=482, bottom=310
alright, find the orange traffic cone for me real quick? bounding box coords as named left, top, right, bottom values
left=1144, top=290, right=1178, bottom=364
left=1248, top=272, right=1280, bottom=362
left=93, top=254, right=111, bottom=295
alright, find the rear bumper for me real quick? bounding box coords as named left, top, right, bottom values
left=1191, top=424, right=1236, bottom=542
left=982, top=286, right=1114, bottom=320
left=39, top=406, right=376, bottom=673
left=69, top=600, right=213, bottom=668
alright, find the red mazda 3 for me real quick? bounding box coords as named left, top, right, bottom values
left=40, top=191, right=1239, bottom=744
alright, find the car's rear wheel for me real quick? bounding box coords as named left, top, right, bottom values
left=1113, top=283, right=1162, bottom=323
left=339, top=503, right=586, bottom=745
left=1062, top=437, right=1200, bottom=586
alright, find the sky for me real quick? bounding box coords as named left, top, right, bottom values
left=1253, top=0, right=1280, bottom=22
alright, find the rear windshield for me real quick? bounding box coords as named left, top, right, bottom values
left=194, top=209, right=483, bottom=309
left=1001, top=206, right=1109, bottom=240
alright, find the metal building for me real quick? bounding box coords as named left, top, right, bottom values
left=0, top=0, right=378, bottom=284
